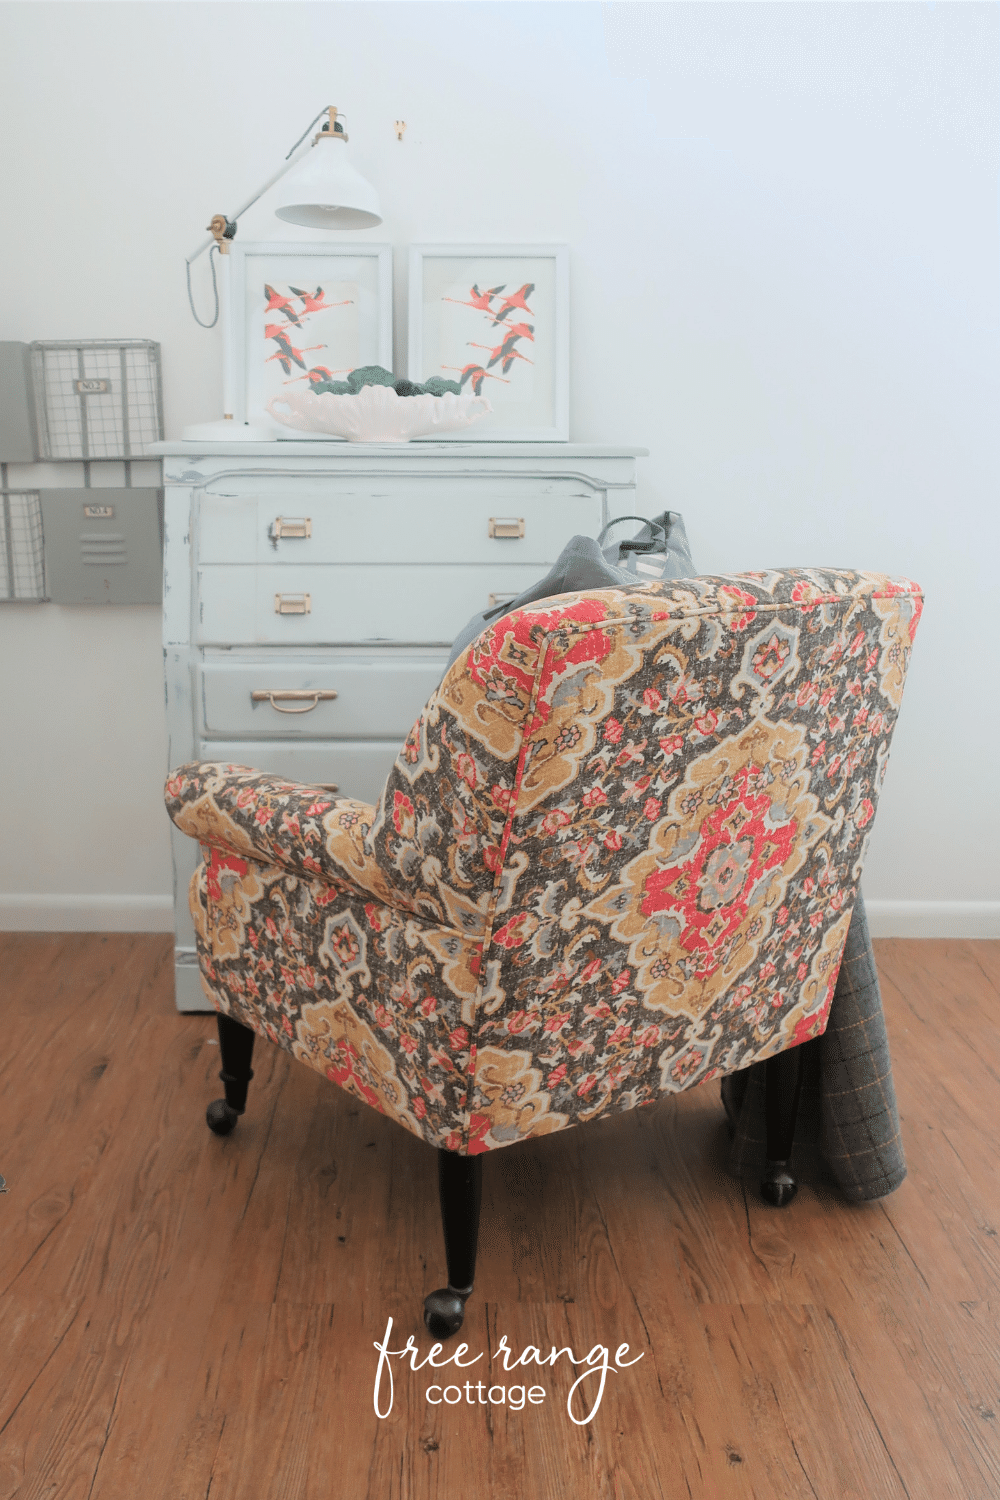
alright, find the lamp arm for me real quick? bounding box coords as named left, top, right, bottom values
left=185, top=157, right=295, bottom=264
left=185, top=106, right=336, bottom=264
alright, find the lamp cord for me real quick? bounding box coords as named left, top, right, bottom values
left=186, top=244, right=220, bottom=329
left=285, top=107, right=328, bottom=158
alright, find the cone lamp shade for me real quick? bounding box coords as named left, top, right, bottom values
left=272, top=138, right=383, bottom=230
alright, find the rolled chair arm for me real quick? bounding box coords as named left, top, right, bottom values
left=164, top=761, right=404, bottom=907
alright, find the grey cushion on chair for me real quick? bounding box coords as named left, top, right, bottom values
left=446, top=512, right=907, bottom=1202
left=446, top=511, right=695, bottom=671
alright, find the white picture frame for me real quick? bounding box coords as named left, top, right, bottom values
left=407, top=244, right=569, bottom=441
left=229, top=242, right=393, bottom=427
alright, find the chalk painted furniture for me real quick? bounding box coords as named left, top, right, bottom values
left=155, top=440, right=648, bottom=1011
left=164, top=567, right=921, bottom=1334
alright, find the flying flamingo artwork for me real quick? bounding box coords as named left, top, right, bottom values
left=466, top=337, right=509, bottom=368
left=439, top=271, right=543, bottom=403
left=262, top=281, right=354, bottom=389
left=468, top=332, right=534, bottom=375
left=443, top=363, right=510, bottom=396
left=264, top=322, right=325, bottom=376
left=267, top=342, right=325, bottom=376
left=442, top=283, right=507, bottom=314
left=282, top=365, right=352, bottom=391
left=490, top=283, right=535, bottom=323
left=289, top=286, right=353, bottom=316
left=263, top=284, right=302, bottom=325
left=497, top=344, right=533, bottom=375
left=291, top=365, right=351, bottom=386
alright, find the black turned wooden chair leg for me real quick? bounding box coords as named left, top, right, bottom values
left=423, top=1151, right=482, bottom=1339
left=206, top=1013, right=255, bottom=1137
left=761, top=1044, right=804, bottom=1206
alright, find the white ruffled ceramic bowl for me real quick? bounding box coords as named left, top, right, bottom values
left=266, top=385, right=492, bottom=442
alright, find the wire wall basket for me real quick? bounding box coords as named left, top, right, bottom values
left=0, top=491, right=46, bottom=602
left=30, top=340, right=163, bottom=461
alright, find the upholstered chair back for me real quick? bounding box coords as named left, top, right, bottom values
left=166, top=568, right=921, bottom=1156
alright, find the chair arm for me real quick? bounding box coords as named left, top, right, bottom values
left=164, top=762, right=406, bottom=908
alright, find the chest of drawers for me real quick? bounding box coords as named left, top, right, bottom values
left=155, top=440, right=647, bottom=1010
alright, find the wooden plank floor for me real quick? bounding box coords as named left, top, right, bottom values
left=1, top=935, right=997, bottom=1499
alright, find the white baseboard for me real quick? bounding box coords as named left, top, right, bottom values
left=0, top=895, right=996, bottom=941
left=864, top=901, right=999, bottom=940
left=0, top=894, right=174, bottom=933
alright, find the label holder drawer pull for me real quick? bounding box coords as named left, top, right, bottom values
left=274, top=593, right=311, bottom=615
left=488, top=517, right=525, bottom=539
left=270, top=516, right=312, bottom=541
left=251, top=689, right=337, bottom=714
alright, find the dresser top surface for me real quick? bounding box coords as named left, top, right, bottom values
left=150, top=440, right=649, bottom=459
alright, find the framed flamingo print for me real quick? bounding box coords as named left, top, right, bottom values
left=229, top=242, right=392, bottom=428
left=407, top=244, right=569, bottom=440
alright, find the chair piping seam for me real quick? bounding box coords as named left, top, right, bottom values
left=463, top=631, right=553, bottom=1154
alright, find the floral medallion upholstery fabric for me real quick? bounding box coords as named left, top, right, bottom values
left=165, top=567, right=921, bottom=1156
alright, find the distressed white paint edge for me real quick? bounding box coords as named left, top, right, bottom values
left=0, top=894, right=174, bottom=932
left=864, top=902, right=999, bottom=940
left=0, top=894, right=995, bottom=940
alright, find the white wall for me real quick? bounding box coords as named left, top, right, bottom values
left=1, top=1, right=997, bottom=936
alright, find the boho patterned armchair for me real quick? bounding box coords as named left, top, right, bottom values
left=165, top=568, right=921, bottom=1336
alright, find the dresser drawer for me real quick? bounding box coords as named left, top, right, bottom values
left=197, top=739, right=399, bottom=806
left=195, top=564, right=545, bottom=645
left=196, top=489, right=603, bottom=566
left=198, top=654, right=446, bottom=738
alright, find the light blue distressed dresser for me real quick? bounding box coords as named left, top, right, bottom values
left=154, top=440, right=648, bottom=1010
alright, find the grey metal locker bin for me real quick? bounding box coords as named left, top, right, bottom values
left=0, top=490, right=46, bottom=601
left=0, top=343, right=39, bottom=462
left=30, top=341, right=163, bottom=461
left=40, top=489, right=162, bottom=604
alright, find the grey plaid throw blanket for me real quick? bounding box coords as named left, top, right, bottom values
left=721, top=894, right=906, bottom=1201
left=449, top=523, right=906, bottom=1203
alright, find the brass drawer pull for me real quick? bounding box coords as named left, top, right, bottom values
left=274, top=593, right=311, bottom=615
left=251, top=689, right=337, bottom=715
left=488, top=517, right=525, bottom=539
left=488, top=592, right=518, bottom=609
left=270, top=516, right=312, bottom=540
